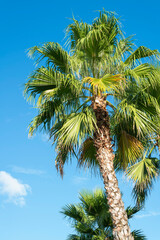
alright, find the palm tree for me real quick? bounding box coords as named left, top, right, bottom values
left=61, top=189, right=146, bottom=240
left=25, top=10, right=160, bottom=239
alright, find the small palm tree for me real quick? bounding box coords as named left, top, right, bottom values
left=62, top=189, right=146, bottom=240
left=25, top=10, right=160, bottom=239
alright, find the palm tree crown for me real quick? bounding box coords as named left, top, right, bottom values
left=62, top=189, right=146, bottom=240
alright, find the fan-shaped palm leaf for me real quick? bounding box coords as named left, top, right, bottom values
left=84, top=74, right=124, bottom=92
left=52, top=107, right=97, bottom=147
left=28, top=42, right=70, bottom=73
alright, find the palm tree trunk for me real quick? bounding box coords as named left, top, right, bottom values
left=92, top=96, right=134, bottom=240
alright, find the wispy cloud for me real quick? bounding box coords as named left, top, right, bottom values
left=12, top=166, right=45, bottom=175
left=0, top=171, right=31, bottom=206
left=28, top=134, right=36, bottom=140
left=135, top=211, right=160, bottom=219
left=72, top=176, right=88, bottom=185
left=28, top=133, right=50, bottom=142
left=41, top=134, right=50, bottom=142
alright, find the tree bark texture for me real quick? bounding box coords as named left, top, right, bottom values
left=92, top=96, right=134, bottom=240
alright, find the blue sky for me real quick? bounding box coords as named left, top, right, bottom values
left=0, top=0, right=160, bottom=239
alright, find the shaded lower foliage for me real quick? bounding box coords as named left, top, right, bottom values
left=61, top=189, right=146, bottom=240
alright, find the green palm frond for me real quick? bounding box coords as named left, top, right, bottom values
left=114, top=36, right=134, bottom=59
left=84, top=74, right=123, bottom=92
left=79, top=189, right=108, bottom=216
left=62, top=203, right=96, bottom=237
left=25, top=66, right=83, bottom=114
left=66, top=18, right=91, bottom=50
left=24, top=67, right=58, bottom=99
left=115, top=100, right=158, bottom=137
left=28, top=100, right=62, bottom=136
left=25, top=67, right=81, bottom=106
left=67, top=11, right=122, bottom=64
left=126, top=154, right=159, bottom=186
left=132, top=184, right=148, bottom=206
left=132, top=230, right=147, bottom=240
left=93, top=10, right=122, bottom=44
left=28, top=42, right=70, bottom=73
left=125, top=46, right=160, bottom=65
left=62, top=204, right=85, bottom=222
left=76, top=25, right=104, bottom=50
left=126, top=205, right=142, bottom=219
left=126, top=147, right=160, bottom=204
left=125, top=63, right=160, bottom=88
left=78, top=137, right=98, bottom=171
left=67, top=234, right=81, bottom=240
left=75, top=222, right=95, bottom=235
left=117, top=130, right=144, bottom=169
left=67, top=234, right=89, bottom=240
left=52, top=107, right=97, bottom=147
left=55, top=143, right=76, bottom=177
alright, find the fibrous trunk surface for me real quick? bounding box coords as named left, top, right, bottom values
left=92, top=96, right=134, bottom=240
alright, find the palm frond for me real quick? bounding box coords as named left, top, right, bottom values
left=126, top=154, right=159, bottom=187
left=67, top=234, right=81, bottom=240
left=93, top=10, right=122, bottom=45
left=66, top=18, right=91, bottom=50
left=126, top=147, right=160, bottom=204
left=52, top=107, right=97, bottom=147
left=126, top=205, right=142, bottom=219
left=55, top=143, right=76, bottom=177
left=132, top=230, right=147, bottom=240
left=78, top=137, right=99, bottom=172
left=125, top=63, right=160, bottom=88
left=117, top=130, right=144, bottom=169
left=24, top=67, right=58, bottom=99
left=61, top=204, right=85, bottom=222
left=125, top=46, right=160, bottom=65
left=84, top=74, right=123, bottom=92
left=28, top=100, right=62, bottom=136
left=67, top=234, right=91, bottom=240
left=115, top=100, right=158, bottom=137
left=28, top=42, right=70, bottom=73
left=114, top=36, right=134, bottom=59
left=25, top=65, right=83, bottom=110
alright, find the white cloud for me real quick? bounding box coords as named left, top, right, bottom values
left=12, top=166, right=45, bottom=175
left=41, top=134, right=50, bottom=142
left=28, top=133, right=50, bottom=142
left=135, top=211, right=160, bottom=219
left=72, top=176, right=88, bottom=184
left=28, top=134, right=36, bottom=140
left=0, top=171, right=31, bottom=206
